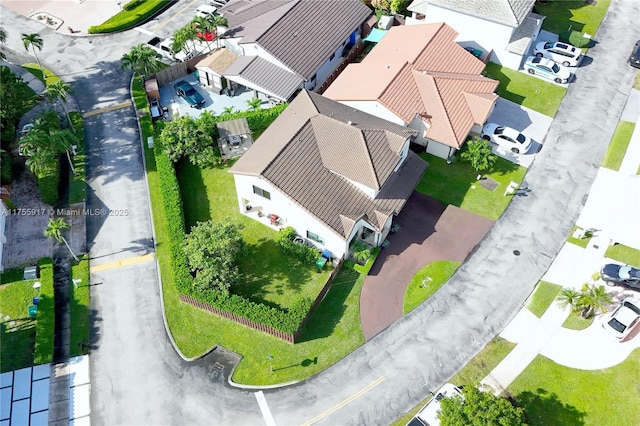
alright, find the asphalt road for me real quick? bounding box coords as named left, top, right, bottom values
left=1, top=1, right=638, bottom=424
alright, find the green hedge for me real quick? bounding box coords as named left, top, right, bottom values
left=123, top=0, right=145, bottom=11
left=88, top=0, right=173, bottom=34
left=69, top=256, right=91, bottom=357
left=199, top=104, right=288, bottom=139
left=33, top=258, right=55, bottom=365
left=69, top=113, right=86, bottom=204
left=1, top=150, right=11, bottom=184
left=276, top=226, right=319, bottom=266
left=38, top=157, right=60, bottom=205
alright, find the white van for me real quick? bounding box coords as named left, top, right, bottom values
left=406, top=383, right=463, bottom=426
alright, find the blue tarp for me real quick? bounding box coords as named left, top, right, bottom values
left=363, top=28, right=387, bottom=43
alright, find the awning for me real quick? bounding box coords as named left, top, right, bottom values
left=363, top=28, right=387, bottom=43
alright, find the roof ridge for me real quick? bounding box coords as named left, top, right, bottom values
left=411, top=21, right=446, bottom=65
left=413, top=70, right=458, bottom=146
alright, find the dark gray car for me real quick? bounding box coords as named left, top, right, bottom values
left=601, top=264, right=640, bottom=289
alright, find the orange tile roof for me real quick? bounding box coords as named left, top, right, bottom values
left=324, top=23, right=498, bottom=149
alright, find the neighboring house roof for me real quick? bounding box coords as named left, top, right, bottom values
left=195, top=48, right=238, bottom=75
left=217, top=117, right=251, bottom=139
left=324, top=23, right=498, bottom=149
left=219, top=0, right=372, bottom=80
left=230, top=90, right=425, bottom=239
left=507, top=12, right=545, bottom=55
left=224, top=55, right=303, bottom=101
left=408, top=0, right=535, bottom=27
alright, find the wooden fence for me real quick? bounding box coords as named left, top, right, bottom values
left=153, top=54, right=207, bottom=87
left=317, top=42, right=364, bottom=95
left=179, top=257, right=345, bottom=343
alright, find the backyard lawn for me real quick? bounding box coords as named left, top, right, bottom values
left=483, top=63, right=566, bottom=117
left=509, top=350, right=640, bottom=426
left=535, top=0, right=612, bottom=37
left=526, top=281, right=562, bottom=318
left=0, top=270, right=38, bottom=372
left=416, top=153, right=526, bottom=221
left=601, top=121, right=635, bottom=171
left=176, top=161, right=331, bottom=309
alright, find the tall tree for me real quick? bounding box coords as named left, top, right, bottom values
left=121, top=44, right=162, bottom=78
left=191, top=17, right=216, bottom=53
left=45, top=80, right=75, bottom=132
left=0, top=27, right=7, bottom=60
left=438, top=386, right=526, bottom=426
left=159, top=115, right=218, bottom=166
left=21, top=33, right=45, bottom=84
left=44, top=217, right=79, bottom=261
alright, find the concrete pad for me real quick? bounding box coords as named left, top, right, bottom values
left=541, top=242, right=590, bottom=289
left=31, top=378, right=49, bottom=412
left=620, top=89, right=640, bottom=122
left=10, top=399, right=29, bottom=426
left=619, top=115, right=640, bottom=175
left=12, top=368, right=31, bottom=401
left=30, top=410, right=49, bottom=426
left=68, top=356, right=90, bottom=387
left=70, top=383, right=91, bottom=419
left=0, top=388, right=11, bottom=420
left=32, top=364, right=50, bottom=381
left=0, top=372, right=12, bottom=389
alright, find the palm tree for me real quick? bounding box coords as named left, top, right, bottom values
left=191, top=17, right=216, bottom=53
left=121, top=44, right=162, bottom=78
left=44, top=217, right=79, bottom=261
left=0, top=27, right=7, bottom=60
left=45, top=80, right=75, bottom=132
left=49, top=128, right=79, bottom=176
left=556, top=288, right=582, bottom=313
left=25, top=147, right=56, bottom=177
left=579, top=284, right=613, bottom=318
left=222, top=106, right=237, bottom=115
left=21, top=33, right=45, bottom=84
left=172, top=26, right=199, bottom=57
left=209, top=15, right=228, bottom=48
left=246, top=97, right=262, bottom=112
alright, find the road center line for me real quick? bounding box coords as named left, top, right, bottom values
left=90, top=253, right=155, bottom=273
left=255, top=391, right=276, bottom=426
left=301, top=376, right=385, bottom=426
left=83, top=100, right=132, bottom=118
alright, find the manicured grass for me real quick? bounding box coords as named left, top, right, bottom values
left=392, top=337, right=516, bottom=426
left=0, top=272, right=38, bottom=372
left=602, top=121, right=635, bottom=171
left=535, top=0, right=612, bottom=37
left=403, top=260, right=461, bottom=314
left=416, top=153, right=526, bottom=220
left=526, top=281, right=562, bottom=318
left=69, top=112, right=86, bottom=204
left=562, top=311, right=594, bottom=330
left=483, top=63, right=566, bottom=117
left=566, top=226, right=592, bottom=248
left=605, top=243, right=640, bottom=267
left=509, top=350, right=640, bottom=426
left=132, top=76, right=147, bottom=110
left=88, top=0, right=172, bottom=33
left=634, top=72, right=640, bottom=91
left=69, top=256, right=91, bottom=357
left=176, top=161, right=331, bottom=310
left=22, top=63, right=61, bottom=86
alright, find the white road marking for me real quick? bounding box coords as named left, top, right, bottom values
left=255, top=391, right=276, bottom=426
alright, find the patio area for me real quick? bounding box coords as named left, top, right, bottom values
left=157, top=72, right=271, bottom=120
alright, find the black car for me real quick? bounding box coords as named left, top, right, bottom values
left=630, top=40, right=640, bottom=69
left=173, top=80, right=205, bottom=108
left=601, top=264, right=640, bottom=289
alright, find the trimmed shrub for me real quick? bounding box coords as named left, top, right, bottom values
left=38, top=156, right=60, bottom=205
left=275, top=226, right=320, bottom=266
left=68, top=112, right=86, bottom=204
left=33, top=258, right=55, bottom=365
left=123, top=0, right=145, bottom=11
left=88, top=0, right=172, bottom=34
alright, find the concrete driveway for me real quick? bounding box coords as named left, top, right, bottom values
left=485, top=98, right=554, bottom=167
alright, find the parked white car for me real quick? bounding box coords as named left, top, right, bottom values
left=533, top=41, right=581, bottom=67
left=196, top=4, right=218, bottom=18
left=523, top=56, right=571, bottom=84
left=603, top=297, right=640, bottom=340
left=406, top=383, right=463, bottom=426
left=481, top=123, right=532, bottom=154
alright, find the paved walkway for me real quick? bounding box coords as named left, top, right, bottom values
left=481, top=88, right=640, bottom=395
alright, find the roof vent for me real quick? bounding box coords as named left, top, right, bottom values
left=347, top=120, right=355, bottom=125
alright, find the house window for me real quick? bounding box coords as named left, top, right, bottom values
left=253, top=185, right=271, bottom=200
left=329, top=52, right=335, bottom=61
left=306, top=231, right=324, bottom=244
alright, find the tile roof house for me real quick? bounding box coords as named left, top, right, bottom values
left=406, top=0, right=545, bottom=70
left=229, top=90, right=427, bottom=259
left=323, top=23, right=499, bottom=160
left=216, top=0, right=372, bottom=102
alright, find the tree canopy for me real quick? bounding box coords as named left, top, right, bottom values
left=460, top=137, right=497, bottom=174
left=439, top=386, right=527, bottom=426
left=159, top=115, right=219, bottom=167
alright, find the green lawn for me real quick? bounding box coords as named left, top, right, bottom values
left=535, top=0, right=612, bottom=37
left=605, top=243, right=640, bottom=267
left=566, top=226, right=592, bottom=248
left=562, top=311, right=593, bottom=331
left=392, top=337, right=516, bottom=426
left=69, top=256, right=91, bottom=357
left=22, top=63, right=61, bottom=86
left=602, top=121, right=635, bottom=171
left=416, top=153, right=526, bottom=220
left=634, top=72, right=640, bottom=90
left=176, top=161, right=331, bottom=310
left=0, top=272, right=38, bottom=372
left=509, top=350, right=640, bottom=426
left=483, top=63, right=566, bottom=117
left=403, top=260, right=461, bottom=314
left=526, top=281, right=562, bottom=318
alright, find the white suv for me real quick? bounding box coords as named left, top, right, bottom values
left=406, top=383, right=463, bottom=426
left=196, top=4, right=218, bottom=18
left=533, top=41, right=581, bottom=67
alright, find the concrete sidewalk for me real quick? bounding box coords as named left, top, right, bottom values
left=619, top=89, right=640, bottom=175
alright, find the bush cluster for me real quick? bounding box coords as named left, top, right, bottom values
left=33, top=258, right=55, bottom=365
left=275, top=226, right=320, bottom=266
left=88, top=0, right=171, bottom=34
left=38, top=156, right=60, bottom=205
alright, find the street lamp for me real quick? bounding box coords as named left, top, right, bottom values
left=266, top=355, right=274, bottom=373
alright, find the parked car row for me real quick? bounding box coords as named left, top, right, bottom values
left=523, top=41, right=582, bottom=85
left=600, top=263, right=640, bottom=339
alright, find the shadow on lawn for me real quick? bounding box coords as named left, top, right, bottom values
left=514, top=388, right=586, bottom=426
left=0, top=319, right=36, bottom=373
left=176, top=159, right=212, bottom=229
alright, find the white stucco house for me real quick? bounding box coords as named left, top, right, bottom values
left=406, top=0, right=545, bottom=70
left=229, top=90, right=428, bottom=259
left=210, top=0, right=372, bottom=103
left=324, top=23, right=499, bottom=160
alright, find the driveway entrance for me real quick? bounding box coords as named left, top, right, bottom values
left=360, top=192, right=494, bottom=340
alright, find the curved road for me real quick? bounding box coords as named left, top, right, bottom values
left=1, top=1, right=638, bottom=424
